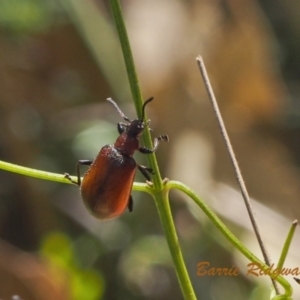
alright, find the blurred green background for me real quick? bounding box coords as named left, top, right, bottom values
left=0, top=0, right=300, bottom=299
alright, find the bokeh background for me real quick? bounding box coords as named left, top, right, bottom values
left=0, top=0, right=300, bottom=299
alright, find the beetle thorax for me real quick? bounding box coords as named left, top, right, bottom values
left=114, top=133, right=139, bottom=157
left=114, top=119, right=144, bottom=157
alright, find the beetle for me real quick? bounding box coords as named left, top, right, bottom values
left=65, top=97, right=168, bottom=220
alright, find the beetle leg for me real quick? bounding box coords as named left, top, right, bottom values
left=65, top=159, right=93, bottom=186
left=64, top=173, right=77, bottom=184
left=139, top=135, right=169, bottom=154
left=128, top=195, right=133, bottom=212
left=137, top=135, right=168, bottom=181
left=138, top=164, right=154, bottom=181
left=76, top=160, right=93, bottom=185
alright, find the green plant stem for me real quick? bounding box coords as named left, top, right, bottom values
left=277, top=220, right=297, bottom=270
left=109, top=0, right=143, bottom=112
left=109, top=0, right=162, bottom=188
left=0, top=159, right=293, bottom=298
left=0, top=160, right=68, bottom=183
left=109, top=1, right=196, bottom=298
left=0, top=164, right=195, bottom=298
left=166, top=180, right=293, bottom=298
left=0, top=160, right=149, bottom=193
left=269, top=220, right=297, bottom=299
left=152, top=188, right=197, bottom=300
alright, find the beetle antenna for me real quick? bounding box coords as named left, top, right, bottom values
left=107, top=98, right=130, bottom=122
left=141, top=97, right=154, bottom=121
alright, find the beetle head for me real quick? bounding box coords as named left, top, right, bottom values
left=127, top=97, right=153, bottom=137
left=127, top=119, right=145, bottom=137
left=107, top=97, right=153, bottom=138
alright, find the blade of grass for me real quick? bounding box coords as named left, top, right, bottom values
left=60, top=0, right=131, bottom=100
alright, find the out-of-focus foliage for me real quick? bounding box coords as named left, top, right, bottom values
left=0, top=0, right=300, bottom=299
left=0, top=0, right=62, bottom=33
left=40, top=231, right=104, bottom=300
